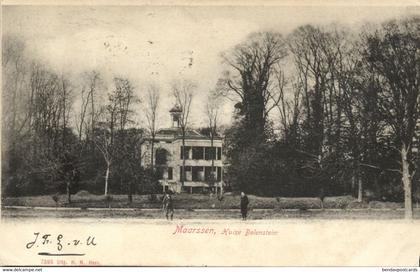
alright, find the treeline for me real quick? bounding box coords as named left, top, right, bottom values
left=2, top=16, right=420, bottom=218
left=1, top=37, right=159, bottom=203
left=220, top=17, right=420, bottom=218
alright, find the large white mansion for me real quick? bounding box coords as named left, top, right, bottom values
left=141, top=106, right=223, bottom=193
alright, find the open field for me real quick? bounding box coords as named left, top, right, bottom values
left=3, top=192, right=418, bottom=210
left=3, top=206, right=420, bottom=220
left=4, top=192, right=420, bottom=220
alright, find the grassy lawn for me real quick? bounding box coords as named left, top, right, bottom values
left=3, top=206, right=420, bottom=220
left=2, top=191, right=413, bottom=210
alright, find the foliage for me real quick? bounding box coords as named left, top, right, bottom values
left=2, top=17, right=420, bottom=215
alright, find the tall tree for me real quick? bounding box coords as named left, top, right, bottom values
left=113, top=77, right=138, bottom=198
left=2, top=35, right=29, bottom=177
left=205, top=91, right=222, bottom=194
left=77, top=71, right=103, bottom=143
left=362, top=17, right=420, bottom=219
left=219, top=31, right=288, bottom=143
left=145, top=84, right=160, bottom=171
left=274, top=70, right=301, bottom=145
left=93, top=118, right=113, bottom=196
left=94, top=77, right=137, bottom=196
left=288, top=25, right=356, bottom=197
left=172, top=80, right=195, bottom=187
left=289, top=25, right=330, bottom=164
left=59, top=75, right=74, bottom=203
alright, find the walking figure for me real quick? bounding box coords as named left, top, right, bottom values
left=240, top=192, right=249, bottom=220
left=162, top=192, right=174, bottom=220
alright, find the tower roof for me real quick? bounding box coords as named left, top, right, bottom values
left=169, top=105, right=182, bottom=113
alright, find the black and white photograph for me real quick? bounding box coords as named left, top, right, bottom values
left=1, top=0, right=420, bottom=267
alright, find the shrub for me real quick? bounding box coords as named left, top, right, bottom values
left=148, top=194, right=158, bottom=202
left=323, top=195, right=356, bottom=209
left=52, top=193, right=60, bottom=206
left=104, top=195, right=113, bottom=208
left=75, top=190, right=91, bottom=197
left=368, top=201, right=403, bottom=209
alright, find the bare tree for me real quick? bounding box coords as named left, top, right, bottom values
left=94, top=94, right=119, bottom=196
left=172, top=80, right=195, bottom=186
left=89, top=72, right=101, bottom=144
left=114, top=77, right=138, bottom=195
left=288, top=25, right=331, bottom=162
left=77, top=83, right=90, bottom=142
left=362, top=17, right=420, bottom=219
left=94, top=77, right=138, bottom=197
left=114, top=78, right=136, bottom=132
left=205, top=91, right=222, bottom=195
left=59, top=75, right=74, bottom=203
left=2, top=36, right=29, bottom=163
left=77, top=71, right=103, bottom=143
left=274, top=69, right=303, bottom=142
left=219, top=32, right=288, bottom=142
left=145, top=84, right=160, bottom=171
left=318, top=26, right=367, bottom=202
left=94, top=118, right=113, bottom=196
left=288, top=24, right=358, bottom=199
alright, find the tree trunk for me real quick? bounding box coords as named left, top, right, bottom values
left=182, top=129, right=186, bottom=187
left=151, top=139, right=155, bottom=170
left=356, top=163, right=363, bottom=202
left=128, top=179, right=133, bottom=204
left=104, top=162, right=110, bottom=196
left=357, top=176, right=363, bottom=203
left=211, top=133, right=215, bottom=194
left=220, top=168, right=223, bottom=196
left=66, top=180, right=71, bottom=204
left=401, top=144, right=413, bottom=220
left=62, top=79, right=67, bottom=149
left=90, top=84, right=95, bottom=151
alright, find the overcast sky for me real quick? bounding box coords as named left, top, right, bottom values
left=3, top=4, right=419, bottom=128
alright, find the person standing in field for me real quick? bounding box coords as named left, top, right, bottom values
left=162, top=192, right=174, bottom=220
left=240, top=192, right=249, bottom=220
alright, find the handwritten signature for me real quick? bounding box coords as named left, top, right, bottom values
left=26, top=232, right=97, bottom=256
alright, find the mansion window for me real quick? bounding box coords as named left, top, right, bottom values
left=156, top=167, right=164, bottom=179
left=180, top=166, right=192, bottom=181
left=192, top=166, right=204, bottom=181
left=180, top=166, right=222, bottom=182
left=192, top=147, right=204, bottom=160
left=181, top=146, right=222, bottom=160
left=204, top=147, right=215, bottom=160
left=168, top=167, right=173, bottom=180
left=155, top=148, right=170, bottom=165
left=156, top=166, right=173, bottom=180
left=180, top=146, right=191, bottom=159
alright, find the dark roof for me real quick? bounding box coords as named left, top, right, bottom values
left=157, top=128, right=179, bottom=136
left=148, top=127, right=222, bottom=141
left=157, top=127, right=202, bottom=137
left=169, top=105, right=182, bottom=113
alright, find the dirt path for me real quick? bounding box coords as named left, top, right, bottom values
left=2, top=207, right=420, bottom=221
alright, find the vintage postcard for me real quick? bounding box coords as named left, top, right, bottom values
left=1, top=0, right=420, bottom=267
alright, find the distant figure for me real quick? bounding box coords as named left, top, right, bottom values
left=162, top=193, right=174, bottom=220
left=240, top=192, right=249, bottom=220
